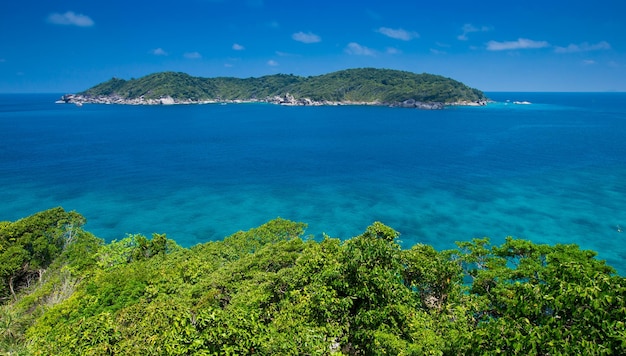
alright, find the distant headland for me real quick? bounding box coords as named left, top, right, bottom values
left=57, top=68, right=488, bottom=109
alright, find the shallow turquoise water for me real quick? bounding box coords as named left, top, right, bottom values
left=1, top=93, right=625, bottom=273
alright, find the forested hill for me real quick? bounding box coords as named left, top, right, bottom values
left=72, top=68, right=487, bottom=106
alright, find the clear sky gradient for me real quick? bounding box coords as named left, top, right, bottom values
left=1, top=0, right=625, bottom=93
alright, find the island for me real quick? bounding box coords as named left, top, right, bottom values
left=57, top=68, right=488, bottom=109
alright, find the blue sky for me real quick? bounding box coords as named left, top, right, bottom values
left=1, top=0, right=625, bottom=93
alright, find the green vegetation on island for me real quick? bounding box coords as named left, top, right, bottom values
left=67, top=68, right=487, bottom=106
left=2, top=208, right=625, bottom=355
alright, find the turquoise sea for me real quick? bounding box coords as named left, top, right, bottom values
left=1, top=93, right=625, bottom=274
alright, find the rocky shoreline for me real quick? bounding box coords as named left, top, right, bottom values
left=56, top=93, right=487, bottom=109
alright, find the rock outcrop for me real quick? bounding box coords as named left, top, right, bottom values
left=56, top=93, right=486, bottom=110
left=390, top=99, right=444, bottom=110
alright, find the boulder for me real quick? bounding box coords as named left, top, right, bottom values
left=415, top=101, right=444, bottom=110
left=401, top=99, right=416, bottom=108
left=159, top=96, right=175, bottom=105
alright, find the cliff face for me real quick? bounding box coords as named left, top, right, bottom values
left=58, top=68, right=488, bottom=108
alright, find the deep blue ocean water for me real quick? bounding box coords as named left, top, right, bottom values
left=1, top=93, right=625, bottom=274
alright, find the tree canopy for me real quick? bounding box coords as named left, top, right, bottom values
left=1, top=208, right=624, bottom=355
left=79, top=68, right=487, bottom=104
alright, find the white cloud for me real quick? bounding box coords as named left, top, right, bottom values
left=386, top=47, right=401, bottom=55
left=486, top=38, right=549, bottom=51
left=430, top=48, right=446, bottom=55
left=582, top=60, right=596, bottom=65
left=458, top=23, right=490, bottom=41
left=276, top=51, right=298, bottom=57
left=151, top=48, right=168, bottom=56
left=292, top=31, right=321, bottom=44
left=267, top=60, right=279, bottom=66
left=376, top=27, right=419, bottom=41
left=47, top=11, right=94, bottom=27
left=345, top=42, right=376, bottom=56
left=554, top=41, right=611, bottom=53
left=232, top=43, right=245, bottom=51
left=184, top=52, right=202, bottom=59
left=224, top=63, right=233, bottom=68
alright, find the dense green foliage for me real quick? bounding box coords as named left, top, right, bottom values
left=1, top=208, right=624, bottom=355
left=0, top=208, right=86, bottom=301
left=80, top=68, right=486, bottom=103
